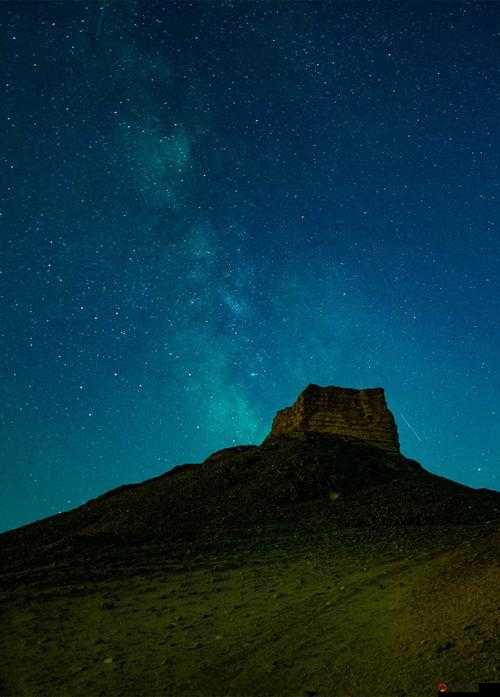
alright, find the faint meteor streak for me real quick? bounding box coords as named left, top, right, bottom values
left=400, top=412, right=422, bottom=442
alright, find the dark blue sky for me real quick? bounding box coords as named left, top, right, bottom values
left=1, top=1, right=499, bottom=532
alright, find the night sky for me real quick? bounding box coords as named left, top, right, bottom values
left=1, top=1, right=499, bottom=533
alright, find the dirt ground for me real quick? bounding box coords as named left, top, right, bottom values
left=1, top=524, right=499, bottom=697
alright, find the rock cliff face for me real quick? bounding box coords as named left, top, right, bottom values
left=265, top=384, right=400, bottom=453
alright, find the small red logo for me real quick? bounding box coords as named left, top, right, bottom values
left=437, top=682, right=449, bottom=693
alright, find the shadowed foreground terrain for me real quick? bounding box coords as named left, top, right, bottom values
left=1, top=433, right=500, bottom=696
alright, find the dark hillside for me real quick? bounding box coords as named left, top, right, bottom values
left=1, top=433, right=499, bottom=582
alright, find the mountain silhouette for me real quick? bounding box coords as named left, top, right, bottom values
left=1, top=385, right=499, bottom=697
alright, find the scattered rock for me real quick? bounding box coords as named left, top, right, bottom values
left=436, top=641, right=455, bottom=654
left=103, top=657, right=113, bottom=664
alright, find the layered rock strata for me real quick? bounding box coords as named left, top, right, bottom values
left=265, top=384, right=400, bottom=453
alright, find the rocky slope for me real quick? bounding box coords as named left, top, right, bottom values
left=1, top=385, right=500, bottom=697
left=1, top=431, right=499, bottom=585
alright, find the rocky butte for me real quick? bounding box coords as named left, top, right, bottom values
left=1, top=385, right=500, bottom=697
left=265, top=383, right=400, bottom=453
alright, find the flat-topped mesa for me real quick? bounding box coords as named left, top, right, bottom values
left=265, top=384, right=400, bottom=453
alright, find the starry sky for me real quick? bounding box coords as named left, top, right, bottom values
left=1, top=1, right=499, bottom=533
